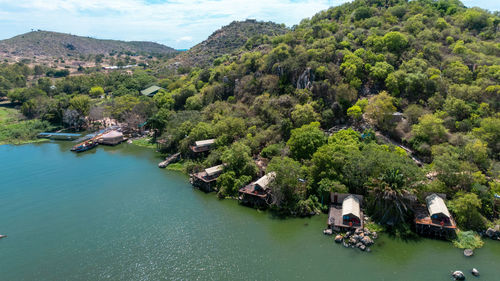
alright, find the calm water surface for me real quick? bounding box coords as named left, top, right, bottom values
left=0, top=143, right=499, bottom=281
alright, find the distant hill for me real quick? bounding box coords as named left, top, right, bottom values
left=0, top=30, right=178, bottom=58
left=173, top=20, right=289, bottom=67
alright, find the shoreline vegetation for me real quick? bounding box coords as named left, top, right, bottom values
left=1, top=0, right=499, bottom=252
left=0, top=107, right=53, bottom=145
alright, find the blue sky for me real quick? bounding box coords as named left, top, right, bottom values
left=0, top=0, right=497, bottom=49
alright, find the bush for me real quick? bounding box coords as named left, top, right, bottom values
left=260, top=143, right=284, bottom=159
left=453, top=231, right=484, bottom=249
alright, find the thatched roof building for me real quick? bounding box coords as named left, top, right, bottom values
left=342, top=195, right=361, bottom=221
left=190, top=164, right=225, bottom=192
left=328, top=193, right=364, bottom=231
left=426, top=193, right=451, bottom=220
left=190, top=139, right=216, bottom=153
left=239, top=172, right=276, bottom=208
left=414, top=193, right=456, bottom=238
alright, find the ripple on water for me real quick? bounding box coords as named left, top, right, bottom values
left=1, top=143, right=500, bottom=281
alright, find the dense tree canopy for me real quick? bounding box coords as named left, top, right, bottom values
left=2, top=0, right=499, bottom=228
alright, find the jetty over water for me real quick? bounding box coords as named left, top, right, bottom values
left=158, top=152, right=181, bottom=168
left=38, top=132, right=82, bottom=140
left=71, top=126, right=121, bottom=152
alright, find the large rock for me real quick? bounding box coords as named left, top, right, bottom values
left=349, top=237, right=357, bottom=245
left=452, top=271, right=465, bottom=280
left=296, top=67, right=314, bottom=90
left=361, top=236, right=374, bottom=246
left=471, top=268, right=480, bottom=277
left=352, top=234, right=360, bottom=243
left=486, top=228, right=496, bottom=238
left=464, top=249, right=474, bottom=257
left=335, top=235, right=343, bottom=243
left=372, top=232, right=378, bottom=239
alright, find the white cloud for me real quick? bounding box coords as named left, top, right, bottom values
left=0, top=0, right=342, bottom=48
left=177, top=36, right=193, bottom=43
left=0, top=0, right=497, bottom=49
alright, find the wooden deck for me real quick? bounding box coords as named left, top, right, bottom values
left=190, top=145, right=211, bottom=153
left=158, top=152, right=181, bottom=168
left=414, top=206, right=456, bottom=238
left=414, top=206, right=456, bottom=229
left=238, top=185, right=270, bottom=208
left=190, top=171, right=220, bottom=192
left=328, top=206, right=363, bottom=231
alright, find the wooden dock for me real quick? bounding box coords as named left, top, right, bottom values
left=158, top=152, right=181, bottom=168
left=71, top=128, right=114, bottom=152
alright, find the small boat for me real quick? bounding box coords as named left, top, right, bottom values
left=71, top=140, right=98, bottom=152
left=0, top=234, right=7, bottom=239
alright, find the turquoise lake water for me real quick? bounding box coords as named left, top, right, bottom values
left=0, top=142, right=499, bottom=280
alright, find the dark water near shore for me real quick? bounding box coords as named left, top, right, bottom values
left=0, top=143, right=499, bottom=281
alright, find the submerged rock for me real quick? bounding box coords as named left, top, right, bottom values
left=471, top=268, right=479, bottom=277
left=452, top=271, right=465, bottom=280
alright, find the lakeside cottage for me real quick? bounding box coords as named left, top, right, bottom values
left=328, top=193, right=364, bottom=231
left=238, top=172, right=276, bottom=208
left=190, top=164, right=225, bottom=192
left=414, top=193, right=456, bottom=239
left=190, top=139, right=216, bottom=154
left=140, top=85, right=162, bottom=97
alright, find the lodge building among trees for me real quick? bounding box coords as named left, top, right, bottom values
left=328, top=193, right=364, bottom=231
left=414, top=193, right=457, bottom=239
left=190, top=139, right=216, bottom=154
left=190, top=164, right=225, bottom=192
left=238, top=172, right=275, bottom=208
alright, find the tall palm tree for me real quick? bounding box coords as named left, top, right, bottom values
left=370, top=168, right=417, bottom=226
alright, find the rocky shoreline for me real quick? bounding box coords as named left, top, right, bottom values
left=324, top=228, right=377, bottom=252
left=483, top=225, right=500, bottom=241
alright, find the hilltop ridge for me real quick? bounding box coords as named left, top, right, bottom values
left=0, top=30, right=178, bottom=58
left=171, top=20, right=289, bottom=67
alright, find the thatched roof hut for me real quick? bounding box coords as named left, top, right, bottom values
left=342, top=195, right=361, bottom=221
left=426, top=193, right=451, bottom=220
left=191, top=139, right=216, bottom=153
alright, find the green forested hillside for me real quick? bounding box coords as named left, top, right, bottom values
left=170, top=20, right=289, bottom=67
left=2, top=0, right=500, bottom=234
